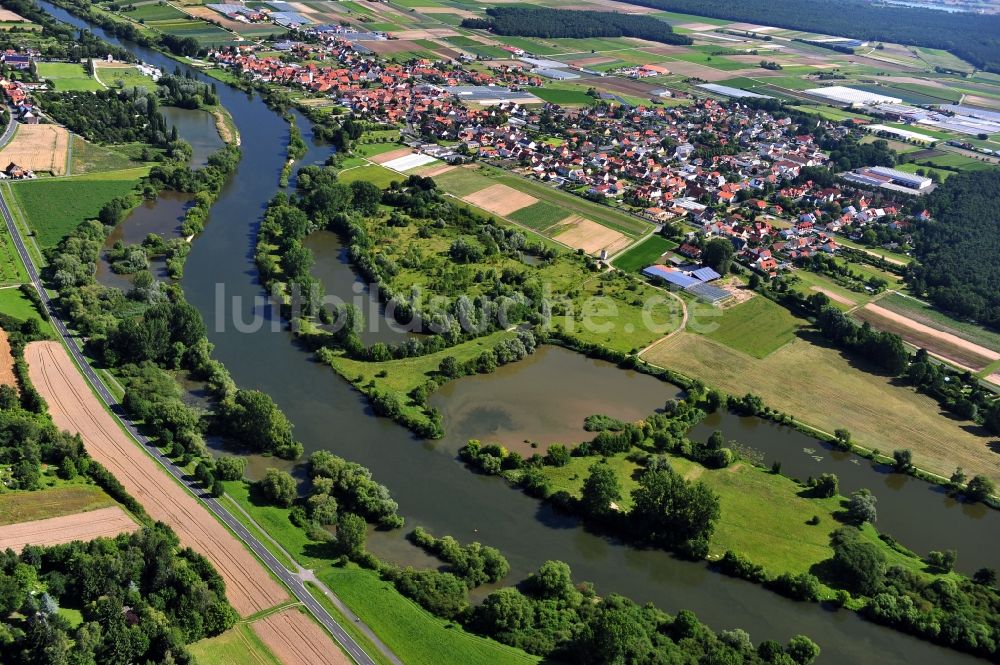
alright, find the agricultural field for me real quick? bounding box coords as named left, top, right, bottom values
left=530, top=86, right=596, bottom=106
left=611, top=235, right=678, bottom=272
left=96, top=62, right=158, bottom=91
left=8, top=169, right=146, bottom=248
left=877, top=292, right=1000, bottom=354
left=252, top=608, right=351, bottom=665
left=122, top=1, right=187, bottom=22
left=338, top=163, right=400, bottom=188
left=69, top=135, right=138, bottom=175
left=0, top=124, right=71, bottom=175
left=0, top=287, right=48, bottom=329
left=853, top=300, right=1000, bottom=372
left=36, top=62, right=103, bottom=91
left=696, top=294, right=803, bottom=358
left=0, top=505, right=138, bottom=551
left=644, top=332, right=1000, bottom=485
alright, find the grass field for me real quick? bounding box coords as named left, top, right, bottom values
left=69, top=136, right=137, bottom=175
left=0, top=287, right=46, bottom=326
left=36, top=62, right=102, bottom=91
left=907, top=151, right=997, bottom=173
left=339, top=163, right=401, bottom=188
left=0, top=484, right=115, bottom=526
left=0, top=220, right=27, bottom=286
left=611, top=235, right=677, bottom=272
left=319, top=565, right=540, bottom=665
left=9, top=170, right=145, bottom=248
left=97, top=63, right=158, bottom=91
left=697, top=295, right=803, bottom=358
left=123, top=2, right=187, bottom=21
left=645, top=332, right=1000, bottom=485
left=188, top=622, right=283, bottom=665
left=897, top=161, right=955, bottom=181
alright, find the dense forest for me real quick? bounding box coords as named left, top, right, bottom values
left=614, top=0, right=1000, bottom=72
left=462, top=7, right=692, bottom=45
left=0, top=525, right=236, bottom=664
left=909, top=170, right=1000, bottom=331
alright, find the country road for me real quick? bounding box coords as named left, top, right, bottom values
left=0, top=188, right=389, bottom=665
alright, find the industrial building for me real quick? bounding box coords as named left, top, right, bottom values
left=841, top=166, right=933, bottom=194
left=804, top=86, right=902, bottom=106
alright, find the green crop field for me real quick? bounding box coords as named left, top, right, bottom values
left=507, top=200, right=569, bottom=230
left=9, top=170, right=144, bottom=248
left=339, top=163, right=400, bottom=188
left=645, top=332, right=999, bottom=485
left=320, top=565, right=540, bottom=665
left=662, top=51, right=747, bottom=71
left=188, top=623, right=282, bottom=665
left=531, top=86, right=595, bottom=106
left=0, top=484, right=116, bottom=526
left=36, top=62, right=103, bottom=91
left=433, top=166, right=495, bottom=196
left=444, top=36, right=510, bottom=59
left=123, top=2, right=187, bottom=21
left=612, top=235, right=677, bottom=272
left=698, top=295, right=803, bottom=358
left=908, top=152, right=998, bottom=172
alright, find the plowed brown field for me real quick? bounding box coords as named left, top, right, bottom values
left=252, top=609, right=351, bottom=665
left=25, top=341, right=288, bottom=616
left=0, top=505, right=137, bottom=551
left=0, top=328, right=16, bottom=391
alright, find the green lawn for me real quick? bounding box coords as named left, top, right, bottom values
left=0, top=220, right=28, bottom=286
left=0, top=287, right=46, bottom=326
left=36, top=62, right=103, bottom=91
left=908, top=151, right=998, bottom=173
left=699, top=295, right=803, bottom=358
left=507, top=200, right=569, bottom=230
left=0, top=484, right=116, bottom=526
left=611, top=235, right=677, bottom=272
left=188, top=622, right=282, bottom=665
left=123, top=2, right=187, bottom=21
left=897, top=161, right=954, bottom=181
left=319, top=564, right=540, bottom=665
left=665, top=51, right=747, bottom=71
left=433, top=167, right=495, bottom=196
left=339, top=164, right=401, bottom=189
left=9, top=171, right=144, bottom=248
left=97, top=63, right=158, bottom=91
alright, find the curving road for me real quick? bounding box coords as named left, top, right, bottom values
left=0, top=188, right=386, bottom=665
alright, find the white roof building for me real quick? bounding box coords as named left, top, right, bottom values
left=805, top=86, right=902, bottom=106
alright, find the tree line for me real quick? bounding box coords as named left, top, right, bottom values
left=462, top=7, right=692, bottom=46
left=611, top=0, right=1000, bottom=73
left=909, top=170, right=1000, bottom=332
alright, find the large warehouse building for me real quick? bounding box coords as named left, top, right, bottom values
left=841, top=166, right=933, bottom=193
left=805, top=85, right=902, bottom=106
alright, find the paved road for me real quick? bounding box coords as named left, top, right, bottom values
left=0, top=107, right=17, bottom=148
left=0, top=189, right=383, bottom=665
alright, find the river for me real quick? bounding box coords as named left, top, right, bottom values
left=37, top=3, right=989, bottom=662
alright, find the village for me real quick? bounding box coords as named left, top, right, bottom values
left=206, top=34, right=923, bottom=292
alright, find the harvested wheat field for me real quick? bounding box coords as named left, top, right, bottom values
left=0, top=506, right=137, bottom=551
left=0, top=328, right=16, bottom=391
left=370, top=147, right=414, bottom=164
left=416, top=6, right=477, bottom=17
left=25, top=341, right=288, bottom=616
left=552, top=215, right=630, bottom=255
left=0, top=8, right=26, bottom=21
left=0, top=125, right=70, bottom=175
left=646, top=332, right=1000, bottom=484
left=413, top=163, right=455, bottom=178
left=463, top=184, right=536, bottom=216
left=856, top=303, right=1000, bottom=372
left=392, top=28, right=458, bottom=40
left=252, top=609, right=350, bottom=665
left=987, top=373, right=1000, bottom=387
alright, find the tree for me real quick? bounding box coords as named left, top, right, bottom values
left=973, top=567, right=997, bottom=588
left=256, top=468, right=296, bottom=507
left=476, top=587, right=533, bottom=633
left=580, top=462, right=622, bottom=520
left=219, top=389, right=301, bottom=459
left=810, top=473, right=838, bottom=498
left=892, top=449, right=912, bottom=471
left=545, top=444, right=571, bottom=467
left=847, top=488, right=877, bottom=524
left=965, top=475, right=995, bottom=503
left=702, top=237, right=735, bottom=274
left=629, top=467, right=720, bottom=557
left=350, top=180, right=382, bottom=216
left=829, top=529, right=886, bottom=595
left=786, top=635, right=821, bottom=664
left=194, top=461, right=215, bottom=488
left=337, top=512, right=367, bottom=556
left=214, top=455, right=247, bottom=481
left=530, top=560, right=575, bottom=599
left=927, top=549, right=957, bottom=573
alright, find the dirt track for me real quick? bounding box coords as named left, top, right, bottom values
left=0, top=505, right=137, bottom=551
left=252, top=608, right=351, bottom=665
left=25, top=341, right=288, bottom=616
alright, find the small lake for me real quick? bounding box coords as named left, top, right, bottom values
left=161, top=106, right=224, bottom=169
left=431, top=344, right=676, bottom=456
left=95, top=191, right=192, bottom=290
